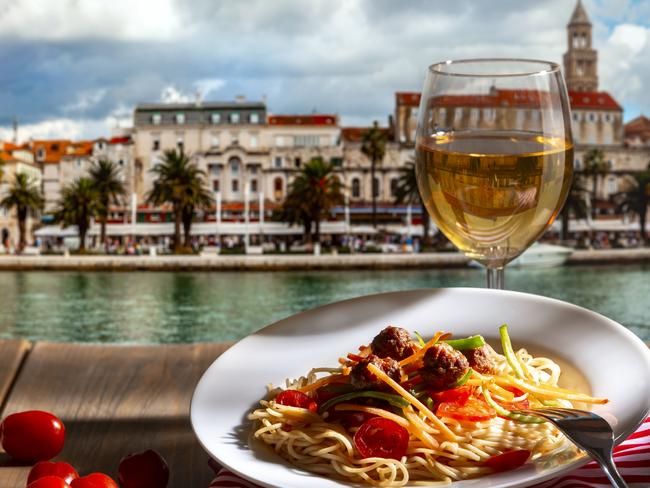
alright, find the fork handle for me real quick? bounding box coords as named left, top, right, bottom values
left=591, top=451, right=628, bottom=488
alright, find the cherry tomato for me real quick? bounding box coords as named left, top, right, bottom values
left=27, top=476, right=71, bottom=488
left=118, top=449, right=169, bottom=488
left=429, top=386, right=472, bottom=406
left=485, top=449, right=531, bottom=472
left=437, top=397, right=496, bottom=422
left=275, top=390, right=318, bottom=413
left=353, top=417, right=409, bottom=460
left=27, top=461, right=79, bottom=485
left=0, top=411, right=65, bottom=462
left=70, top=473, right=118, bottom=488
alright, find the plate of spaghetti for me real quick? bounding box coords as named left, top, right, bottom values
left=191, top=288, right=650, bottom=488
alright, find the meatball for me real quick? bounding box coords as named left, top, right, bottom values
left=462, top=346, right=497, bottom=375
left=421, top=343, right=469, bottom=390
left=349, top=354, right=401, bottom=391
left=370, top=326, right=418, bottom=361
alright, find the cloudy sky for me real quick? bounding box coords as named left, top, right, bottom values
left=0, top=0, right=648, bottom=142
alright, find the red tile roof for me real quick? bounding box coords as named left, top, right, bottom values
left=341, top=126, right=390, bottom=143
left=65, top=141, right=93, bottom=157
left=625, top=115, right=650, bottom=141
left=31, top=140, right=72, bottom=164
left=396, top=90, right=622, bottom=111
left=108, top=136, right=132, bottom=145
left=268, top=114, right=338, bottom=126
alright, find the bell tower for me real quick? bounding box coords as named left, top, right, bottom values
left=563, top=0, right=598, bottom=92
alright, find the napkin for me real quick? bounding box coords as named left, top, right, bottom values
left=208, top=417, right=650, bottom=487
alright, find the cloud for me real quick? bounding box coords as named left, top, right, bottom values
left=63, top=88, right=107, bottom=113
left=193, top=78, right=226, bottom=99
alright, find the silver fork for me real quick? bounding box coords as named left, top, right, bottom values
left=517, top=407, right=628, bottom=488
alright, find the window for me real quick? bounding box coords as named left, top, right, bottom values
left=230, top=112, right=240, bottom=124
left=76, top=158, right=82, bottom=168
left=390, top=178, right=399, bottom=198
left=373, top=177, right=380, bottom=198
left=572, top=112, right=580, bottom=122
left=210, top=164, right=220, bottom=176
left=152, top=113, right=161, bottom=125
left=294, top=157, right=301, bottom=168
left=607, top=159, right=614, bottom=170
left=331, top=157, right=343, bottom=167
left=351, top=178, right=361, bottom=198
left=213, top=180, right=220, bottom=192
left=176, top=113, right=185, bottom=124
left=37, top=148, right=45, bottom=160
left=273, top=156, right=282, bottom=168
left=250, top=179, right=258, bottom=193
left=249, top=165, right=258, bottom=175
left=470, top=108, right=480, bottom=122
left=605, top=113, right=612, bottom=122
left=249, top=113, right=259, bottom=124
left=574, top=157, right=582, bottom=170
left=274, top=177, right=284, bottom=200
left=211, top=113, right=221, bottom=124
left=176, top=134, right=184, bottom=152
left=607, top=178, right=617, bottom=194
left=455, top=108, right=463, bottom=122
left=230, top=158, right=240, bottom=175
left=152, top=137, right=160, bottom=151
left=118, top=159, right=124, bottom=166
left=250, top=134, right=258, bottom=148
left=294, top=135, right=320, bottom=147
left=211, top=132, right=220, bottom=148
left=589, top=113, right=595, bottom=122
left=275, top=135, right=285, bottom=147
left=232, top=179, right=239, bottom=192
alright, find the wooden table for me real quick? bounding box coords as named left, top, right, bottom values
left=0, top=340, right=232, bottom=488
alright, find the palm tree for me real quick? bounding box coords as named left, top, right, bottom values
left=181, top=177, right=213, bottom=248
left=0, top=173, right=43, bottom=252
left=361, top=121, right=386, bottom=228
left=393, top=160, right=430, bottom=245
left=53, top=178, right=99, bottom=252
left=88, top=159, right=126, bottom=249
left=582, top=148, right=608, bottom=218
left=281, top=157, right=343, bottom=245
left=559, top=175, right=589, bottom=242
left=146, top=149, right=210, bottom=253
left=614, top=170, right=650, bottom=245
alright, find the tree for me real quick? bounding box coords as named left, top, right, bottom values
left=559, top=175, right=589, bottom=242
left=582, top=148, right=608, bottom=218
left=393, top=160, right=430, bottom=245
left=181, top=176, right=213, bottom=248
left=0, top=173, right=43, bottom=252
left=614, top=170, right=650, bottom=244
left=88, top=159, right=126, bottom=249
left=146, top=149, right=211, bottom=253
left=281, top=158, right=343, bottom=245
left=361, top=121, right=386, bottom=228
left=53, top=178, right=99, bottom=252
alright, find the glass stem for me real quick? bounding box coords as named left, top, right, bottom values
left=486, top=267, right=505, bottom=289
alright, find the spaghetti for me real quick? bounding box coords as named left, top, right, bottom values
left=248, top=325, right=607, bottom=486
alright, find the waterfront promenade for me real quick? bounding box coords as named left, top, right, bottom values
left=0, top=248, right=648, bottom=271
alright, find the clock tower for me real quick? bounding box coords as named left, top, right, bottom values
left=563, top=0, right=598, bottom=92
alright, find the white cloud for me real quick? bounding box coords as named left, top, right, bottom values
left=63, top=88, right=107, bottom=113
left=159, top=86, right=192, bottom=104
left=0, top=0, right=184, bottom=40
left=193, top=78, right=226, bottom=99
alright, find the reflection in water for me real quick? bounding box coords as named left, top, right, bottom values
left=0, top=266, right=647, bottom=344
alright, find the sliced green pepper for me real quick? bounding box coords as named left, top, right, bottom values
left=499, top=324, right=525, bottom=379
left=445, top=335, right=486, bottom=350
left=319, top=390, right=410, bottom=413
left=414, top=331, right=426, bottom=347
left=449, top=368, right=473, bottom=388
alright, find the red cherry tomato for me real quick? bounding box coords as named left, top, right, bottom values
left=275, top=390, right=318, bottom=413
left=70, top=473, right=118, bottom=488
left=429, top=386, right=472, bottom=406
left=0, top=411, right=65, bottom=462
left=353, top=417, right=409, bottom=460
left=485, top=449, right=531, bottom=472
left=437, top=397, right=496, bottom=422
left=27, top=461, right=79, bottom=485
left=27, top=476, right=71, bottom=488
left=118, top=449, right=169, bottom=488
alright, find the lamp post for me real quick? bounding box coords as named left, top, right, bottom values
left=215, top=191, right=221, bottom=249
left=244, top=182, right=250, bottom=253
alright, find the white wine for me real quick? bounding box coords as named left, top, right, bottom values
left=416, top=131, right=573, bottom=267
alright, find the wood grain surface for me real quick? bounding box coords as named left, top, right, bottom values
left=0, top=340, right=30, bottom=411
left=0, top=342, right=231, bottom=488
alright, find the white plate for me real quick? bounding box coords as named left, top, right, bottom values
left=191, top=288, right=650, bottom=487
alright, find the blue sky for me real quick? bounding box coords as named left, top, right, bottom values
left=0, top=0, right=648, bottom=141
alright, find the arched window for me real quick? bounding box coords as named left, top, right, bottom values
left=274, top=177, right=284, bottom=200
left=229, top=157, right=240, bottom=175
left=351, top=178, right=360, bottom=198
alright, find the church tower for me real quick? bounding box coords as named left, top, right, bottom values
left=563, top=0, right=598, bottom=92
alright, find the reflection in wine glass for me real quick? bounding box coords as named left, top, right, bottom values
left=415, top=60, right=574, bottom=289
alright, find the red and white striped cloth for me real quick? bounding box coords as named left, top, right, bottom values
left=209, top=417, right=650, bottom=487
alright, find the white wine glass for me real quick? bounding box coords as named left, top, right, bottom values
left=415, top=59, right=574, bottom=289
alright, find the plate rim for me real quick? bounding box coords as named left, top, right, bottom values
left=191, top=287, right=650, bottom=488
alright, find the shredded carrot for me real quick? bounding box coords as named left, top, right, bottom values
left=367, top=363, right=457, bottom=441
left=297, top=374, right=348, bottom=394
left=494, top=376, right=609, bottom=404
left=333, top=403, right=410, bottom=428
